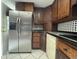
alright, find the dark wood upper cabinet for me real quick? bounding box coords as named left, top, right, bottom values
left=71, top=0, right=77, bottom=7
left=16, top=2, right=25, bottom=11
left=43, top=7, right=52, bottom=23
left=33, top=8, right=44, bottom=24
left=51, top=0, right=58, bottom=22
left=16, top=2, right=34, bottom=12
left=51, top=0, right=72, bottom=22
left=43, top=7, right=53, bottom=31
left=52, top=0, right=70, bottom=20
left=45, top=0, right=77, bottom=23
left=58, top=0, right=70, bottom=20
left=25, top=3, right=34, bottom=12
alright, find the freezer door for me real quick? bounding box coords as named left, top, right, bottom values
left=9, top=11, right=19, bottom=23
left=9, top=11, right=19, bottom=52
left=9, top=30, right=18, bottom=52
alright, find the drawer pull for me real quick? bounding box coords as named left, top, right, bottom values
left=63, top=48, right=68, bottom=52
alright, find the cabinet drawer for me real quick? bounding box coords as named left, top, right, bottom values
left=33, top=43, right=40, bottom=48
left=33, top=37, right=40, bottom=43
left=33, top=32, right=41, bottom=37
left=58, top=40, right=76, bottom=59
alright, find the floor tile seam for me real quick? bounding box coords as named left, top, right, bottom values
left=22, top=53, right=32, bottom=59
left=38, top=52, right=45, bottom=59
left=45, top=52, right=49, bottom=59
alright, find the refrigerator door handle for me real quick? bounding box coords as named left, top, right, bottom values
left=18, top=18, right=21, bottom=33
left=16, top=18, right=19, bottom=32
left=16, top=18, right=18, bottom=23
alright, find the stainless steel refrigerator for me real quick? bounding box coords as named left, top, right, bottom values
left=8, top=10, right=32, bottom=52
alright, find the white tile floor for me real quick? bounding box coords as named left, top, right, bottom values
left=1, top=50, right=48, bottom=59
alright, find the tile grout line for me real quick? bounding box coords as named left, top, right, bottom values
left=6, top=55, right=7, bottom=59
left=31, top=53, right=37, bottom=59
left=38, top=52, right=45, bottom=59
left=2, top=50, right=48, bottom=59
left=31, top=50, right=44, bottom=59
left=19, top=54, right=23, bottom=59
left=45, top=52, right=49, bottom=59
left=23, top=53, right=32, bottom=59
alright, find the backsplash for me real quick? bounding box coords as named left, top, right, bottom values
left=58, top=20, right=77, bottom=32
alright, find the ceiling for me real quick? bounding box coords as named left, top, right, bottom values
left=14, top=0, right=55, bottom=8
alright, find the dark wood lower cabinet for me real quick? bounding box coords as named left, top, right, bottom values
left=33, top=43, right=40, bottom=48
left=56, top=38, right=77, bottom=59
left=32, top=32, right=46, bottom=51
left=32, top=32, right=41, bottom=49
left=56, top=49, right=70, bottom=59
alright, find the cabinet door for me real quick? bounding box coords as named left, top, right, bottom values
left=32, top=37, right=41, bottom=48
left=71, top=0, right=77, bottom=7
left=56, top=49, right=70, bottom=59
left=57, top=39, right=77, bottom=59
left=16, top=2, right=34, bottom=11
left=34, top=9, right=44, bottom=24
left=33, top=42, right=40, bottom=48
left=32, top=32, right=41, bottom=48
left=33, top=37, right=40, bottom=43
left=52, top=0, right=58, bottom=22
left=58, top=0, right=70, bottom=19
left=33, top=32, right=41, bottom=37
left=16, top=2, right=25, bottom=11
left=25, top=3, right=34, bottom=12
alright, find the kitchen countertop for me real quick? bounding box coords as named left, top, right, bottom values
left=47, top=32, right=77, bottom=49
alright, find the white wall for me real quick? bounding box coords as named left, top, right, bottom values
left=1, top=0, right=15, bottom=55
left=2, top=0, right=15, bottom=10
left=1, top=3, right=9, bottom=55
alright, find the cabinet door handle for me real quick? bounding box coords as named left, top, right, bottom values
left=63, top=48, right=68, bottom=52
